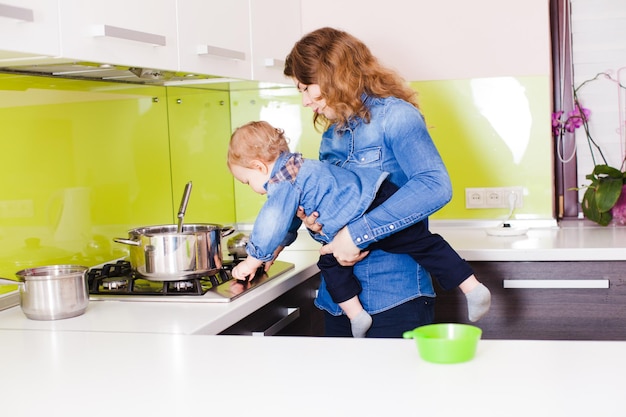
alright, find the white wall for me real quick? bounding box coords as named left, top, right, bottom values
left=571, top=0, right=626, bottom=189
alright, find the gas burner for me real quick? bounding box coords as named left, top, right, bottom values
left=172, top=281, right=194, bottom=291
left=87, top=258, right=295, bottom=302
left=102, top=277, right=129, bottom=291
left=87, top=259, right=245, bottom=296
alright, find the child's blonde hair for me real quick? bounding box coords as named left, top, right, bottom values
left=228, top=121, right=290, bottom=168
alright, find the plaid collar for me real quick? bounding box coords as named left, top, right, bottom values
left=268, top=153, right=303, bottom=185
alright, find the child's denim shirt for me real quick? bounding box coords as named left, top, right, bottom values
left=245, top=152, right=388, bottom=262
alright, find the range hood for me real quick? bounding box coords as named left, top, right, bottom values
left=0, top=61, right=237, bottom=86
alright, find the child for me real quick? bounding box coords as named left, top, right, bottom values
left=228, top=121, right=490, bottom=337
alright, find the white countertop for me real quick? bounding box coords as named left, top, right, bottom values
left=0, top=330, right=624, bottom=416
left=430, top=220, right=626, bottom=261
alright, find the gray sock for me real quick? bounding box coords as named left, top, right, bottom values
left=466, top=283, right=491, bottom=322
left=350, top=309, right=373, bottom=338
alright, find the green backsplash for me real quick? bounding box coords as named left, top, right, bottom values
left=0, top=73, right=554, bottom=291
left=230, top=76, right=555, bottom=224
left=0, top=74, right=235, bottom=290
left=229, top=87, right=322, bottom=223
left=411, top=76, right=554, bottom=220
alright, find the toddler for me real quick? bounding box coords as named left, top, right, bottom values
left=228, top=121, right=490, bottom=337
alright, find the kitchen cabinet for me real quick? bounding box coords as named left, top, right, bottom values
left=434, top=261, right=626, bottom=340
left=220, top=273, right=323, bottom=336
left=0, top=0, right=61, bottom=61
left=300, top=0, right=551, bottom=81
left=58, top=0, right=179, bottom=71
left=177, top=0, right=252, bottom=79
left=0, top=0, right=302, bottom=83
left=249, top=0, right=301, bottom=84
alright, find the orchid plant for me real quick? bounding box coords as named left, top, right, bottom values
left=552, top=73, right=626, bottom=226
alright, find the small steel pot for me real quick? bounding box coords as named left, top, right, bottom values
left=114, top=223, right=234, bottom=281
left=227, top=232, right=249, bottom=258
left=0, top=265, right=89, bottom=320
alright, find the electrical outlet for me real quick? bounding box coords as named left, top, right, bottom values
left=465, top=188, right=485, bottom=208
left=465, top=187, right=524, bottom=209
left=486, top=190, right=502, bottom=206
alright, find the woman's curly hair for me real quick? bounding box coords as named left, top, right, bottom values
left=284, top=27, right=419, bottom=131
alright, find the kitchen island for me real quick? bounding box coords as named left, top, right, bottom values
left=0, top=329, right=624, bottom=416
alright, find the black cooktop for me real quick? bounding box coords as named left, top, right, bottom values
left=87, top=259, right=295, bottom=303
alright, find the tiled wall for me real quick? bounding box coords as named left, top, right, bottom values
left=0, top=73, right=554, bottom=290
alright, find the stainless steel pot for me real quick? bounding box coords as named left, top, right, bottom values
left=227, top=232, right=249, bottom=258
left=114, top=223, right=234, bottom=281
left=0, top=265, right=89, bottom=320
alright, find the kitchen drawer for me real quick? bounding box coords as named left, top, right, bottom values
left=220, top=274, right=323, bottom=336
left=434, top=261, right=626, bottom=340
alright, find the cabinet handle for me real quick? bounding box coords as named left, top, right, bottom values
left=92, top=24, right=166, bottom=46
left=0, top=3, right=34, bottom=22
left=263, top=58, right=285, bottom=68
left=252, top=307, right=300, bottom=337
left=196, top=45, right=246, bottom=61
left=503, top=279, right=609, bottom=289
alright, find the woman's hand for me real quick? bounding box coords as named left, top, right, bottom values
left=319, top=226, right=369, bottom=266
left=297, top=206, right=323, bottom=233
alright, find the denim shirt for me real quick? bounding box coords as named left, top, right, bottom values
left=245, top=152, right=388, bottom=262
left=315, top=95, right=447, bottom=315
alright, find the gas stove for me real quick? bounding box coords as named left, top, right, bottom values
left=87, top=258, right=295, bottom=303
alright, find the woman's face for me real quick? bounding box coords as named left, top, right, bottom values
left=296, top=81, right=336, bottom=120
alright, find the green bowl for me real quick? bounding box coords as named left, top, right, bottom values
left=403, top=323, right=482, bottom=364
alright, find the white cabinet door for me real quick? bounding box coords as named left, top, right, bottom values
left=0, top=0, right=61, bottom=61
left=58, top=0, right=178, bottom=71
left=250, top=0, right=301, bottom=84
left=177, top=0, right=252, bottom=79
left=301, top=0, right=551, bottom=81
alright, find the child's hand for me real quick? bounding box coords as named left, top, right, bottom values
left=232, top=258, right=263, bottom=281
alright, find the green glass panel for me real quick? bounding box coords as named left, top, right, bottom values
left=166, top=87, right=236, bottom=226
left=0, top=74, right=171, bottom=280
left=229, top=87, right=320, bottom=223
left=411, top=76, right=554, bottom=220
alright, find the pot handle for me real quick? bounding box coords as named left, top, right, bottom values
left=0, top=278, right=23, bottom=286
left=221, top=226, right=235, bottom=238
left=113, top=238, right=142, bottom=247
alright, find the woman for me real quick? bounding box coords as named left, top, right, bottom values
left=283, top=27, right=490, bottom=338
